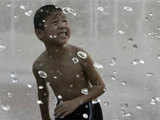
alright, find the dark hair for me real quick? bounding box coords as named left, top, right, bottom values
left=34, top=4, right=62, bottom=31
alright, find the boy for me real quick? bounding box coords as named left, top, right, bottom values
left=32, top=4, right=106, bottom=120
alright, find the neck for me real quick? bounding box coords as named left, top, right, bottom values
left=43, top=42, right=68, bottom=58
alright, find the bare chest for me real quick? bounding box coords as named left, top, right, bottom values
left=39, top=54, right=86, bottom=88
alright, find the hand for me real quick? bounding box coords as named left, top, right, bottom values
left=54, top=100, right=80, bottom=118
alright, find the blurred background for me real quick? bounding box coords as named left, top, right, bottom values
left=0, top=0, right=160, bottom=119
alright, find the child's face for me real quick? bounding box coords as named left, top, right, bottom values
left=42, top=11, right=71, bottom=45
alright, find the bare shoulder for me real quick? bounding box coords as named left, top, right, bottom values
left=32, top=51, right=47, bottom=70
left=68, top=44, right=88, bottom=57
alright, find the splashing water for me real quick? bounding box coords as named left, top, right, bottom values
left=72, top=57, right=79, bottom=64
left=10, top=72, right=18, bottom=83
left=62, top=7, right=77, bottom=16
left=7, top=92, right=13, bottom=98
left=25, top=10, right=33, bottom=16
left=58, top=95, right=63, bottom=100
left=123, top=6, right=133, bottom=12
left=27, top=84, right=32, bottom=88
left=120, top=103, right=128, bottom=109
left=111, top=75, right=117, bottom=81
left=20, top=5, right=26, bottom=10
left=92, top=99, right=101, bottom=104
left=109, top=57, right=117, bottom=66
left=120, top=81, right=127, bottom=86
left=77, top=51, right=87, bottom=59
left=93, top=62, right=104, bottom=69
left=97, top=6, right=104, bottom=12
left=38, top=86, right=44, bottom=89
left=136, top=105, right=143, bottom=110
left=145, top=72, right=154, bottom=77
left=0, top=44, right=7, bottom=52
left=38, top=70, right=48, bottom=78
left=131, top=59, right=145, bottom=65
left=81, top=88, right=88, bottom=95
left=157, top=55, right=160, bottom=60
left=83, top=113, right=88, bottom=119
left=37, top=100, right=43, bottom=104
left=0, top=104, right=10, bottom=111
left=118, top=30, right=125, bottom=35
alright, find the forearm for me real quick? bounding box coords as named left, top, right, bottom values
left=38, top=95, right=51, bottom=120
left=73, top=85, right=105, bottom=106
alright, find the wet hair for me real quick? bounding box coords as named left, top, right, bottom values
left=34, top=4, right=62, bottom=31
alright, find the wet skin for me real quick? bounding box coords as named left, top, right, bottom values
left=32, top=10, right=105, bottom=119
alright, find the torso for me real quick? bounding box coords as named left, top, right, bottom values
left=35, top=44, right=91, bottom=101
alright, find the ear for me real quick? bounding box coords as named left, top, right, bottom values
left=35, top=29, right=45, bottom=40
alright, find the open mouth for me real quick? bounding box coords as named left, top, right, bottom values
left=58, top=32, right=68, bottom=38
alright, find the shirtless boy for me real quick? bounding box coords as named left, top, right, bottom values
left=32, top=4, right=106, bottom=120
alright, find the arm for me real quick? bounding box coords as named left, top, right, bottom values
left=73, top=48, right=106, bottom=105
left=32, top=63, right=51, bottom=120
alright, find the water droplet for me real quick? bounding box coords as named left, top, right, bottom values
left=62, top=7, right=77, bottom=16
left=76, top=74, right=80, bottom=78
left=0, top=44, right=6, bottom=52
left=93, top=62, right=104, bottom=69
left=103, top=100, right=110, bottom=106
left=157, top=55, right=160, bottom=60
left=113, top=71, right=117, bottom=74
left=10, top=72, right=18, bottom=83
left=58, top=95, right=63, bottom=99
left=69, top=84, right=73, bottom=88
left=81, top=88, right=88, bottom=95
left=7, top=92, right=13, bottom=98
left=150, top=97, right=157, bottom=105
left=85, top=105, right=88, bottom=108
left=111, top=75, right=117, bottom=81
left=133, top=44, right=138, bottom=48
left=25, top=10, right=33, bottom=16
left=10, top=72, right=16, bottom=78
left=77, top=51, right=87, bottom=59
left=156, top=26, right=160, bottom=31
left=109, top=57, right=116, bottom=66
left=120, top=103, right=128, bottom=109
left=145, top=73, right=153, bottom=77
left=42, top=19, right=46, bottom=23
left=49, top=35, right=53, bottom=38
left=6, top=4, right=11, bottom=7
left=72, top=57, right=79, bottom=64
left=38, top=86, right=44, bottom=89
left=53, top=35, right=57, bottom=38
left=20, top=5, right=25, bottom=10
left=128, top=38, right=134, bottom=42
left=103, top=87, right=107, bottom=92
left=148, top=12, right=153, bottom=16
left=120, top=81, right=127, bottom=86
left=139, top=59, right=144, bottom=64
left=53, top=76, right=58, bottom=79
left=136, top=105, right=143, bottom=110
left=123, top=6, right=133, bottom=12
left=14, top=16, right=18, bottom=19
left=131, top=59, right=145, bottom=65
left=38, top=70, right=48, bottom=78
left=0, top=104, right=10, bottom=111
left=83, top=113, right=88, bottom=119
left=97, top=6, right=104, bottom=12
left=92, top=99, right=101, bottom=104
left=37, top=100, right=43, bottom=104
left=118, top=30, right=125, bottom=35
left=27, top=84, right=32, bottom=88
left=122, top=112, right=133, bottom=117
